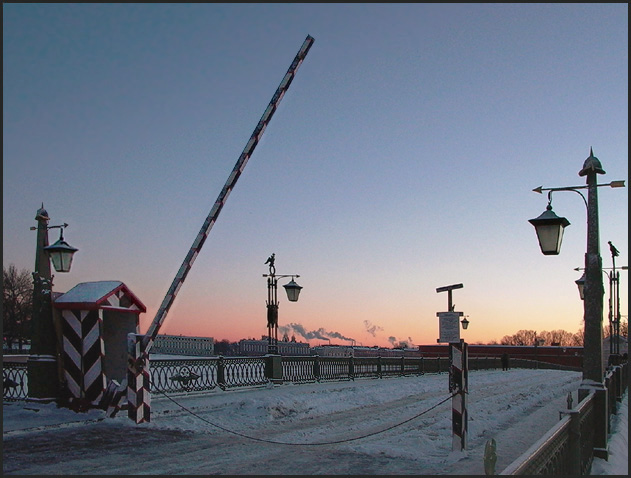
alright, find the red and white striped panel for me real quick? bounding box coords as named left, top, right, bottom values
left=450, top=341, right=468, bottom=451
left=61, top=309, right=106, bottom=408
left=127, top=333, right=151, bottom=424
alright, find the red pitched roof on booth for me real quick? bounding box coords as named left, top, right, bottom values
left=53, top=280, right=146, bottom=312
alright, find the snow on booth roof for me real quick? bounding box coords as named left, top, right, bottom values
left=53, top=280, right=146, bottom=312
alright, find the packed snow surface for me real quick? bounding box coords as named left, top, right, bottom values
left=3, top=368, right=627, bottom=475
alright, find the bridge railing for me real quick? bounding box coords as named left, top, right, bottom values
left=3, top=353, right=581, bottom=401
left=2, top=360, right=28, bottom=401
left=499, top=360, right=627, bottom=475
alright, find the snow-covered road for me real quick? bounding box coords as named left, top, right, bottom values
left=1, top=368, right=604, bottom=475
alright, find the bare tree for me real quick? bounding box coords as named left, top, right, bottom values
left=501, top=328, right=584, bottom=347
left=501, top=330, right=538, bottom=346
left=570, top=327, right=584, bottom=346
left=545, top=329, right=576, bottom=346
left=3, top=264, right=33, bottom=351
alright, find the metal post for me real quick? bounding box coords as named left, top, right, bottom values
left=609, top=241, right=620, bottom=356
left=265, top=255, right=279, bottom=355
left=450, top=339, right=468, bottom=451
left=577, top=151, right=608, bottom=459
left=127, top=333, right=151, bottom=424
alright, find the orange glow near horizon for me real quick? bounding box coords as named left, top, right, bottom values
left=139, top=297, right=589, bottom=349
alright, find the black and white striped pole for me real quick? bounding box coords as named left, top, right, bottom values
left=449, top=338, right=468, bottom=451
left=436, top=283, right=469, bottom=451
left=126, top=35, right=315, bottom=424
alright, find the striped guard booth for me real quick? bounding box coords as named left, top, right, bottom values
left=54, top=281, right=145, bottom=411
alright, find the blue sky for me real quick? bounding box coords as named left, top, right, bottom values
left=3, top=3, right=628, bottom=347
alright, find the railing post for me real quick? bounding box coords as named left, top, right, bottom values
left=349, top=356, right=354, bottom=380
left=217, top=356, right=226, bottom=390
left=400, top=356, right=405, bottom=376
left=265, top=354, right=283, bottom=384
left=557, top=392, right=581, bottom=476
left=590, top=386, right=609, bottom=460
left=613, top=365, right=622, bottom=402
left=313, top=355, right=320, bottom=382
left=377, top=356, right=382, bottom=378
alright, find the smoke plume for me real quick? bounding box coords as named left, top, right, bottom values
left=279, top=323, right=355, bottom=344
left=363, top=320, right=384, bottom=337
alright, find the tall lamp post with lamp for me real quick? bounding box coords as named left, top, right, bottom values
left=263, top=253, right=302, bottom=355
left=27, top=204, right=78, bottom=402
left=528, top=149, right=624, bottom=459
left=575, top=263, right=628, bottom=359
left=607, top=241, right=623, bottom=359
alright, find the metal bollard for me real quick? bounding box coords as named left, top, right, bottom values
left=484, top=438, right=497, bottom=475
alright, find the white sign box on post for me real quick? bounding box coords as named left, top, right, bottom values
left=437, top=311, right=462, bottom=343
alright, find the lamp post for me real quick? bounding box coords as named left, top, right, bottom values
left=529, top=150, right=624, bottom=386
left=263, top=253, right=302, bottom=354
left=27, top=204, right=78, bottom=402
left=608, top=241, right=621, bottom=358
left=529, top=149, right=625, bottom=459
left=575, top=264, right=627, bottom=358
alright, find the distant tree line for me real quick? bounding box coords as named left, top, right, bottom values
left=498, top=329, right=584, bottom=347
left=213, top=339, right=240, bottom=356
left=486, top=322, right=628, bottom=347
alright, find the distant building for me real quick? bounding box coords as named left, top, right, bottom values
left=310, top=345, right=422, bottom=357
left=238, top=336, right=310, bottom=356
left=351, top=346, right=421, bottom=358
left=418, top=344, right=583, bottom=368
left=311, top=344, right=353, bottom=357
left=152, top=334, right=214, bottom=356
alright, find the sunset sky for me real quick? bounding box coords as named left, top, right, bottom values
left=3, top=3, right=628, bottom=348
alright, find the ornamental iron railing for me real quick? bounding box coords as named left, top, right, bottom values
left=2, top=361, right=28, bottom=401
left=3, top=354, right=582, bottom=401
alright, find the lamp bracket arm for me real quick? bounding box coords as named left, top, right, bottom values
left=547, top=189, right=588, bottom=211
left=262, top=274, right=300, bottom=279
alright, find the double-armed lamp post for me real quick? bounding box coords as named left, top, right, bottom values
left=28, top=204, right=78, bottom=401
left=528, top=149, right=624, bottom=389
left=528, top=149, right=624, bottom=459
left=263, top=253, right=302, bottom=354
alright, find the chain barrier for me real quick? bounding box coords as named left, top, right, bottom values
left=151, top=379, right=456, bottom=446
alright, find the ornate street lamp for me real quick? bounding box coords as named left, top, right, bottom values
left=529, top=149, right=625, bottom=460
left=575, top=272, right=586, bottom=300
left=461, top=315, right=470, bottom=330
left=44, top=225, right=78, bottom=273
left=528, top=203, right=571, bottom=255
left=282, top=278, right=303, bottom=302
left=263, top=253, right=302, bottom=354
left=27, top=204, right=78, bottom=402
